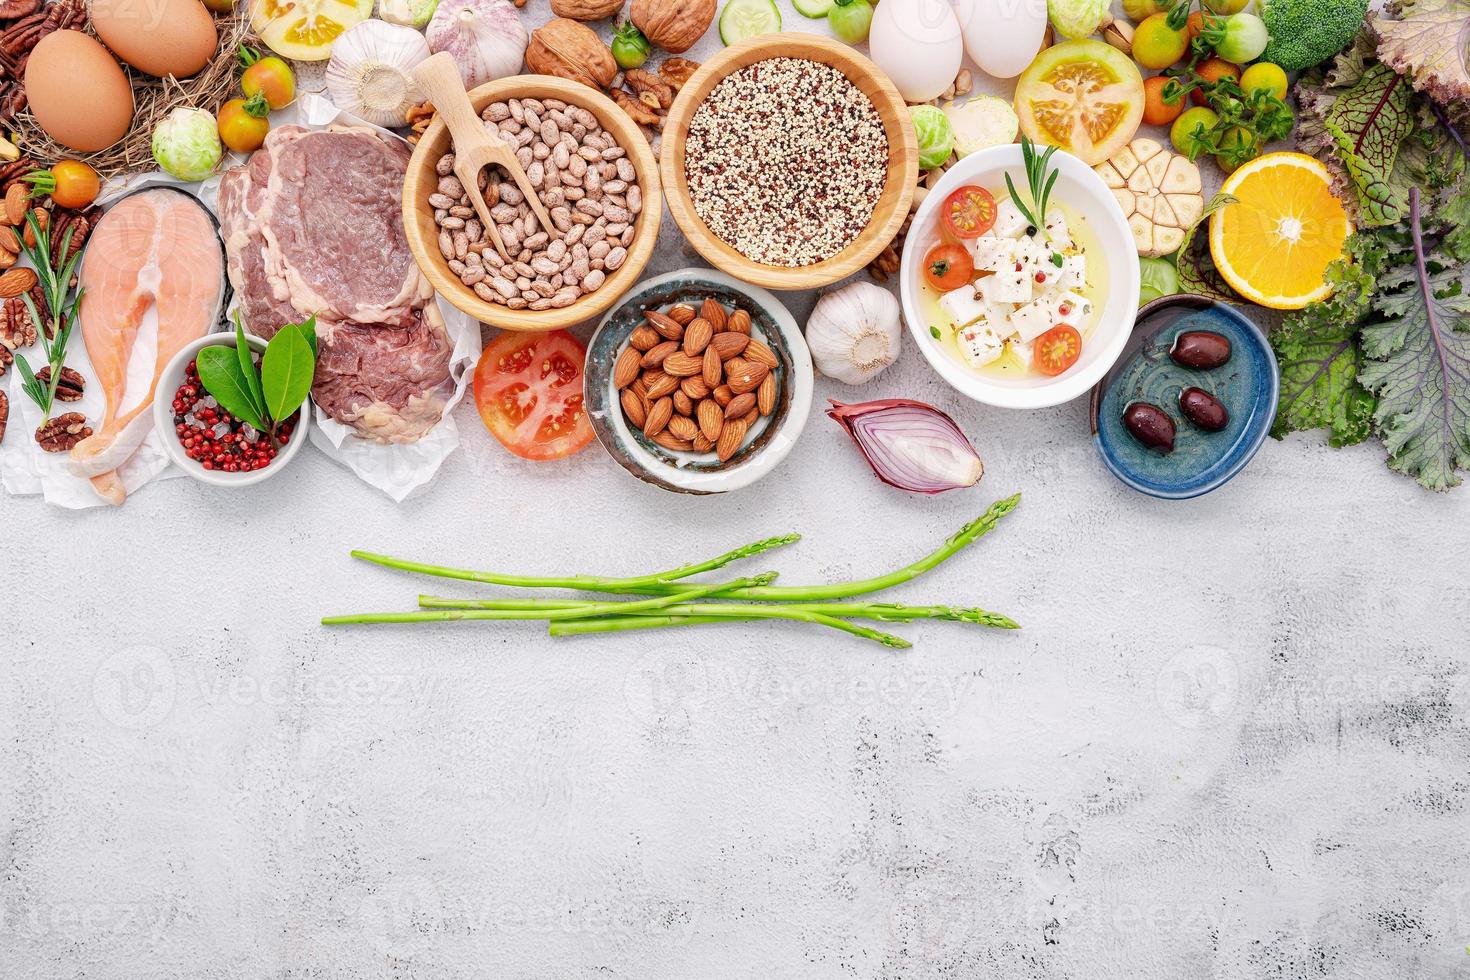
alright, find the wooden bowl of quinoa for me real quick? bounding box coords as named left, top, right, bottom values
left=659, top=33, right=918, bottom=291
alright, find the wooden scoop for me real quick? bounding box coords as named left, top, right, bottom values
left=412, top=53, right=556, bottom=262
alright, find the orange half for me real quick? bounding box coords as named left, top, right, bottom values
left=1209, top=152, right=1352, bottom=310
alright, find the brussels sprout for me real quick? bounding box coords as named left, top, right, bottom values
left=378, top=0, right=439, bottom=27
left=910, top=105, right=954, bottom=170
left=944, top=96, right=1019, bottom=158
left=1047, top=0, right=1107, bottom=39
left=1138, top=256, right=1180, bottom=306
left=152, top=108, right=223, bottom=183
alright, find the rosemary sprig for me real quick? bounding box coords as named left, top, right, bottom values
left=13, top=211, right=83, bottom=418
left=1004, top=136, right=1060, bottom=238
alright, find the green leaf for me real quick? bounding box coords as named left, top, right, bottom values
left=1174, top=192, right=1240, bottom=303
left=261, top=322, right=316, bottom=426
left=13, top=352, right=46, bottom=413
left=1272, top=309, right=1377, bottom=448
left=234, top=315, right=267, bottom=423
left=1320, top=64, right=1416, bottom=226
left=294, top=314, right=318, bottom=357
left=1356, top=191, right=1470, bottom=490
left=197, top=345, right=268, bottom=432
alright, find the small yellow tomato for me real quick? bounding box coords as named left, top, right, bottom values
left=1240, top=62, right=1289, bottom=101
left=217, top=98, right=270, bottom=154
left=48, top=160, right=101, bottom=209
left=240, top=53, right=296, bottom=110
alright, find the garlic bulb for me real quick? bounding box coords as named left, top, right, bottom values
left=425, top=0, right=527, bottom=89
left=378, top=0, right=440, bottom=28
left=325, top=20, right=432, bottom=128
left=805, top=281, right=903, bottom=385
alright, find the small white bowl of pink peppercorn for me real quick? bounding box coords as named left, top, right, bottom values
left=152, top=331, right=310, bottom=487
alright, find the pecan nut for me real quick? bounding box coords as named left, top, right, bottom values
left=0, top=388, right=7, bottom=443
left=34, top=411, right=90, bottom=452
left=0, top=293, right=36, bottom=349
left=0, top=343, right=10, bottom=378
left=35, top=364, right=83, bottom=401
left=0, top=0, right=41, bottom=19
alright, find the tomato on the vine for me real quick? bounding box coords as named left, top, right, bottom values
left=923, top=243, right=974, bottom=291
left=473, top=329, right=595, bottom=460
left=1034, top=324, right=1083, bottom=376
left=940, top=185, right=996, bottom=240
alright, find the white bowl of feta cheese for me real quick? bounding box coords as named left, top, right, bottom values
left=900, top=143, right=1140, bottom=410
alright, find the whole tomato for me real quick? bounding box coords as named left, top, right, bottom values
left=238, top=45, right=296, bottom=110
left=217, top=98, right=271, bottom=154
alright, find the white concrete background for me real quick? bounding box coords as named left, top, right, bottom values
left=5, top=2, right=1470, bottom=977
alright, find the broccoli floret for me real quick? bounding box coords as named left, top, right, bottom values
left=1259, top=0, right=1371, bottom=72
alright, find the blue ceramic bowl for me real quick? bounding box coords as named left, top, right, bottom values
left=1089, top=295, right=1279, bottom=500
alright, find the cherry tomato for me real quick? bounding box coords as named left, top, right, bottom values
left=1191, top=58, right=1240, bottom=106
left=473, top=329, right=595, bottom=461
left=1142, top=75, right=1184, bottom=127
left=940, top=185, right=997, bottom=240
left=923, top=243, right=974, bottom=291
left=217, top=98, right=270, bottom=154
left=239, top=49, right=296, bottom=110
left=45, top=160, right=100, bottom=209
left=1034, top=324, right=1082, bottom=376
left=1133, top=14, right=1189, bottom=70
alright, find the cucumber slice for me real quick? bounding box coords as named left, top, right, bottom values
left=793, top=0, right=835, bottom=18
left=719, top=0, right=781, bottom=44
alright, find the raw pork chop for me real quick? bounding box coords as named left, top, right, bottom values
left=71, top=188, right=224, bottom=504
left=312, top=306, right=454, bottom=444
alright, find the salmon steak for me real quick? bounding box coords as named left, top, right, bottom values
left=70, top=188, right=225, bottom=505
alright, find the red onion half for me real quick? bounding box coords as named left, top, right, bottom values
left=826, top=399, right=984, bottom=494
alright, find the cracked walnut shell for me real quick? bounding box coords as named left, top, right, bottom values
left=1094, top=138, right=1204, bottom=258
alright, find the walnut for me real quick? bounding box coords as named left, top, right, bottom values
left=630, top=0, right=714, bottom=54
left=624, top=68, right=673, bottom=109
left=656, top=56, right=700, bottom=91
left=0, top=293, right=36, bottom=350
left=34, top=411, right=90, bottom=452
left=612, top=87, right=662, bottom=127
left=35, top=364, right=83, bottom=401
left=550, top=0, right=624, bottom=19
left=526, top=19, right=617, bottom=90
left=0, top=389, right=7, bottom=444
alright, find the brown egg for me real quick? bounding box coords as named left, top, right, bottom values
left=91, top=0, right=218, bottom=78
left=24, top=31, right=134, bottom=153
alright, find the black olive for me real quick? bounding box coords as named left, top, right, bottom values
left=1123, top=402, right=1176, bottom=454
left=1179, top=387, right=1229, bottom=432
left=1025, top=226, right=1037, bottom=237
left=1170, top=331, right=1233, bottom=369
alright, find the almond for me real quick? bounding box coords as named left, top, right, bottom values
left=697, top=398, right=724, bottom=441
left=692, top=433, right=714, bottom=453
left=744, top=337, right=779, bottom=369
left=741, top=407, right=759, bottom=427
left=757, top=372, right=777, bottom=416
left=726, top=358, right=769, bottom=395
left=652, top=430, right=693, bottom=452
left=613, top=346, right=642, bottom=389
left=0, top=250, right=15, bottom=270
left=629, top=324, right=660, bottom=351
left=662, top=351, right=703, bottom=377
left=621, top=387, right=647, bottom=428
left=726, top=309, right=752, bottom=335
left=682, top=318, right=713, bottom=357
left=0, top=267, right=37, bottom=298
left=643, top=396, right=673, bottom=436
left=21, top=208, right=46, bottom=248
left=668, top=415, right=699, bottom=442
left=640, top=340, right=678, bottom=369
left=713, top=384, right=734, bottom=407
left=709, top=331, right=748, bottom=361
left=667, top=303, right=697, bottom=325
left=646, top=310, right=684, bottom=341
left=644, top=372, right=679, bottom=400
left=673, top=389, right=693, bottom=417
left=699, top=298, right=727, bottom=331
left=4, top=184, right=25, bottom=226
left=680, top=376, right=710, bottom=400
left=715, top=417, right=747, bottom=462
left=724, top=392, right=756, bottom=419
left=0, top=226, right=19, bottom=254
left=702, top=345, right=722, bottom=387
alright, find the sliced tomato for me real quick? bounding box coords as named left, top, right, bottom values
left=924, top=243, right=974, bottom=291
left=473, top=330, right=594, bottom=460
left=1034, top=324, right=1083, bottom=376
left=940, top=185, right=997, bottom=240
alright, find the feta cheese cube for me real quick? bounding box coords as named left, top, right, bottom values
left=1050, top=291, right=1093, bottom=329
left=979, top=268, right=1032, bottom=305
left=1009, top=338, right=1036, bottom=372
left=958, top=320, right=1006, bottom=368
left=992, top=199, right=1029, bottom=239
left=1043, top=209, right=1071, bottom=248
left=968, top=236, right=1018, bottom=274
left=1013, top=235, right=1050, bottom=272
left=1008, top=297, right=1056, bottom=343
left=1055, top=254, right=1087, bottom=291
left=938, top=286, right=988, bottom=329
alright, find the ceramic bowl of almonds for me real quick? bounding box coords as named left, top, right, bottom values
left=585, top=269, right=814, bottom=494
left=403, top=75, right=661, bottom=333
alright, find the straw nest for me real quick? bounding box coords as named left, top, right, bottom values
left=12, top=12, right=255, bottom=177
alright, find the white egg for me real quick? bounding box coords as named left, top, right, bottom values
left=868, top=0, right=964, bottom=103
left=952, top=0, right=1048, bottom=79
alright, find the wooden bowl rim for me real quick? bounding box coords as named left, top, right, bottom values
left=658, top=33, right=917, bottom=292
left=403, top=74, right=663, bottom=333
